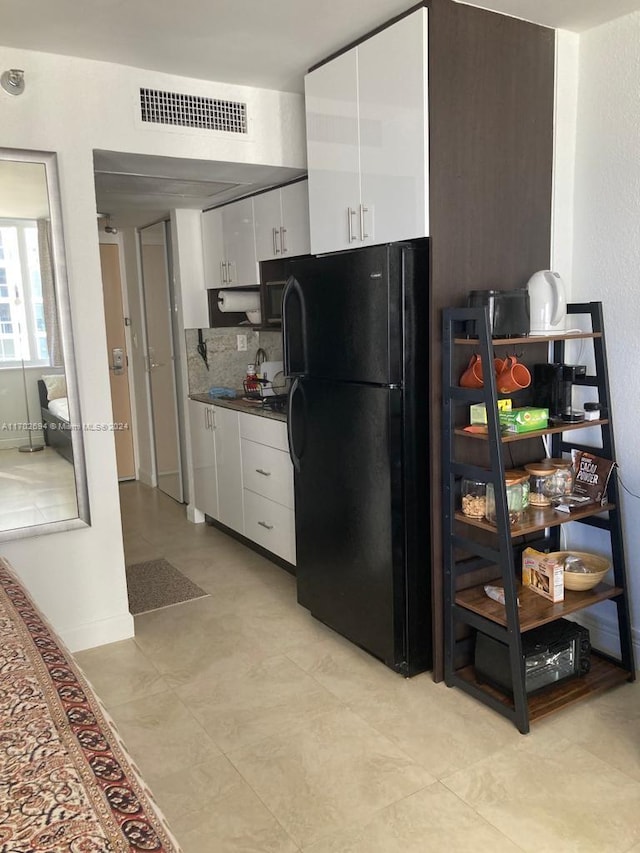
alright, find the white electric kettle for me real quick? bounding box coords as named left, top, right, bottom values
left=527, top=270, right=567, bottom=335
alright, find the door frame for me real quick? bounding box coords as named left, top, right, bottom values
left=137, top=219, right=185, bottom=503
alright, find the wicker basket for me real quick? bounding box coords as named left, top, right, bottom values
left=548, top=550, right=611, bottom=591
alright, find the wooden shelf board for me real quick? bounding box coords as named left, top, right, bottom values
left=455, top=419, right=609, bottom=442
left=455, top=503, right=615, bottom=537
left=455, top=655, right=631, bottom=724
left=456, top=582, right=623, bottom=632
left=454, top=332, right=602, bottom=346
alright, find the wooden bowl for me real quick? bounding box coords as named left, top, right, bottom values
left=549, top=551, right=610, bottom=591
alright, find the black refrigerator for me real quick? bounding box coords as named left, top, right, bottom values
left=283, top=241, right=431, bottom=676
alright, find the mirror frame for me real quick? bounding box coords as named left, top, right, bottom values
left=0, top=148, right=90, bottom=541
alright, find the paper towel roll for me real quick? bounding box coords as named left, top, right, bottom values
left=217, top=290, right=260, bottom=313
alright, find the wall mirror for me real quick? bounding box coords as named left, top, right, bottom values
left=0, top=148, right=90, bottom=540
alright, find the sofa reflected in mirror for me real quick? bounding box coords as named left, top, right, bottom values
left=0, top=149, right=89, bottom=539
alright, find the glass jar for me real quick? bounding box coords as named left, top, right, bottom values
left=461, top=479, right=487, bottom=518
left=525, top=462, right=555, bottom=507
left=543, top=458, right=573, bottom=499
left=511, top=468, right=530, bottom=511
left=485, top=470, right=529, bottom=526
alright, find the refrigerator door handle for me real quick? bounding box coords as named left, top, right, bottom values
left=287, top=376, right=306, bottom=473
left=282, top=274, right=309, bottom=378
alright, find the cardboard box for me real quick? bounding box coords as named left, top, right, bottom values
left=470, top=399, right=512, bottom=425
left=499, top=407, right=549, bottom=434
left=522, top=548, right=564, bottom=602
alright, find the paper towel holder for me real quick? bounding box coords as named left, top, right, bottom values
left=207, top=287, right=261, bottom=328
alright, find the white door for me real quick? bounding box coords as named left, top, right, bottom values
left=280, top=181, right=311, bottom=258
left=222, top=197, right=259, bottom=286
left=253, top=188, right=283, bottom=262
left=201, top=208, right=225, bottom=287
left=358, top=8, right=429, bottom=245
left=188, top=399, right=218, bottom=518
left=212, top=406, right=243, bottom=533
left=140, top=222, right=184, bottom=503
left=305, top=49, right=361, bottom=255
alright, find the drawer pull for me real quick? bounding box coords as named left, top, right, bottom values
left=255, top=468, right=272, bottom=477
left=258, top=520, right=274, bottom=530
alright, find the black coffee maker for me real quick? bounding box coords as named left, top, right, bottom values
left=534, top=363, right=587, bottom=422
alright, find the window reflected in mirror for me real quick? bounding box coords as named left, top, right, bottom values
left=0, top=151, right=89, bottom=539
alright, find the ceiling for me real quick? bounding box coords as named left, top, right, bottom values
left=5, top=0, right=639, bottom=227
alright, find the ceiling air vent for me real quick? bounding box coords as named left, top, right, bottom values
left=139, top=88, right=247, bottom=134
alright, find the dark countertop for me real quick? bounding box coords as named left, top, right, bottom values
left=189, top=393, right=287, bottom=423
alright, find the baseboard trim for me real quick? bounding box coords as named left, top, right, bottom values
left=138, top=468, right=156, bottom=488
left=62, top=612, right=135, bottom=653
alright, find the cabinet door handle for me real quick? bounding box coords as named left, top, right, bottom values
left=273, top=227, right=280, bottom=255
left=204, top=407, right=211, bottom=430
left=280, top=226, right=287, bottom=254
left=255, top=468, right=271, bottom=477
left=226, top=261, right=234, bottom=283
left=360, top=204, right=369, bottom=240
left=211, top=409, right=216, bottom=429
left=258, top=520, right=274, bottom=530
left=347, top=207, right=357, bottom=243
left=220, top=261, right=227, bottom=285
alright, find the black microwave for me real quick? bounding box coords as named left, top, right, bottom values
left=259, top=258, right=288, bottom=326
left=475, top=618, right=590, bottom=695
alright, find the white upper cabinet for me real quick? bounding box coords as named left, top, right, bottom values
left=305, top=7, right=429, bottom=255
left=254, top=180, right=311, bottom=262
left=305, top=49, right=360, bottom=255
left=202, top=197, right=259, bottom=288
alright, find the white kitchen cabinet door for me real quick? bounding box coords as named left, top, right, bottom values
left=280, top=180, right=310, bottom=258
left=305, top=49, right=360, bottom=255
left=188, top=400, right=218, bottom=519
left=222, top=197, right=259, bottom=286
left=201, top=208, right=225, bottom=288
left=358, top=8, right=429, bottom=245
left=243, top=489, right=296, bottom=564
left=253, top=188, right=283, bottom=262
left=212, top=406, right=244, bottom=534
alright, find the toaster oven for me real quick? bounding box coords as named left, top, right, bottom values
left=475, top=618, right=591, bottom=695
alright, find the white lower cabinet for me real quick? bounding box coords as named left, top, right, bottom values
left=243, top=489, right=296, bottom=564
left=189, top=402, right=295, bottom=564
left=240, top=413, right=296, bottom=565
left=189, top=399, right=219, bottom=520
left=188, top=400, right=243, bottom=534
left=213, top=406, right=244, bottom=534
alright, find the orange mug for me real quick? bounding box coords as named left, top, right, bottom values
left=459, top=354, right=483, bottom=388
left=497, top=355, right=531, bottom=393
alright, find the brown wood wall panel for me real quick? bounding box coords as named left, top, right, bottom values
left=427, top=0, right=556, bottom=680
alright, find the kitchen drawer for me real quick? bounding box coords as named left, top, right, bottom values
left=239, top=411, right=288, bottom=452
left=243, top=489, right=296, bottom=564
left=241, top=438, right=294, bottom=509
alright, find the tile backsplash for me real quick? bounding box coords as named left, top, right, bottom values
left=185, top=327, right=283, bottom=395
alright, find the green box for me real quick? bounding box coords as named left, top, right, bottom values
left=499, top=407, right=549, bottom=434
left=470, top=399, right=512, bottom=425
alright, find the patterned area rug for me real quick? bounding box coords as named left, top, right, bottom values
left=125, top=558, right=209, bottom=615
left=0, top=556, right=182, bottom=852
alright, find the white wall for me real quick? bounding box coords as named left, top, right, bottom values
left=565, top=12, right=640, bottom=656
left=0, top=44, right=306, bottom=649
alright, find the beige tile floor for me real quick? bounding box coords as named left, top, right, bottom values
left=0, top=446, right=77, bottom=531
left=75, top=482, right=640, bottom=853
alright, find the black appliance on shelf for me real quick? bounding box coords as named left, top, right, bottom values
left=283, top=241, right=431, bottom=676
left=533, top=363, right=587, bottom=422
left=465, top=289, right=530, bottom=338
left=475, top=619, right=591, bottom=695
